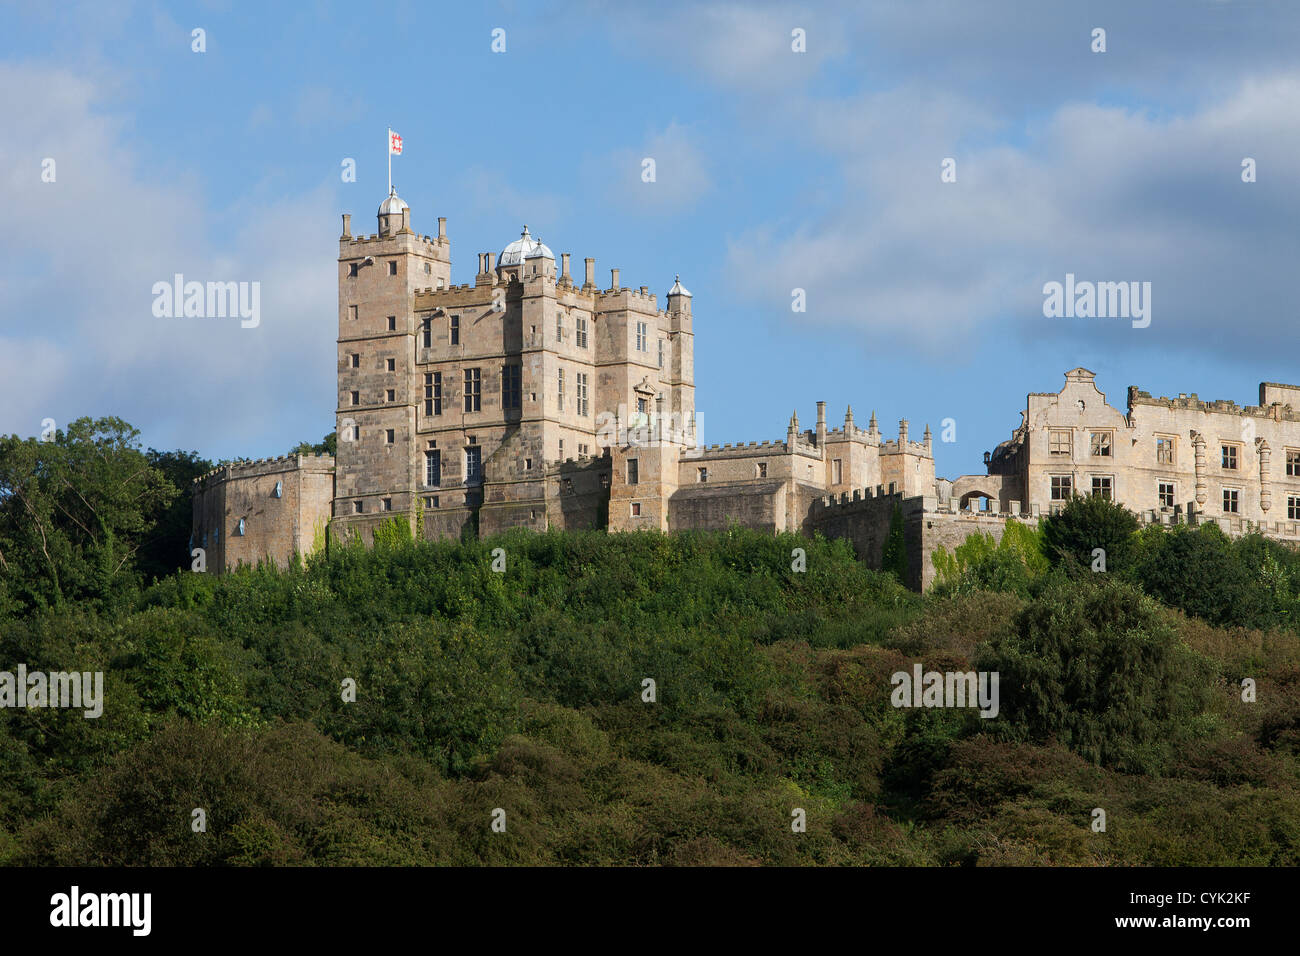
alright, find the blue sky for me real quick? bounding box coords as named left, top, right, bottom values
left=3, top=0, right=1300, bottom=481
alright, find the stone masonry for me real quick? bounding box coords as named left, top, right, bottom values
left=192, top=191, right=1300, bottom=588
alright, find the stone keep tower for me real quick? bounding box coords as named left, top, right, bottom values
left=334, top=188, right=451, bottom=542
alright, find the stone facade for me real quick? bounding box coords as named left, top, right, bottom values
left=191, top=191, right=1300, bottom=588
left=191, top=454, right=335, bottom=571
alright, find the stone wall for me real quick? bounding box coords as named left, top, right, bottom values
left=192, top=454, right=335, bottom=571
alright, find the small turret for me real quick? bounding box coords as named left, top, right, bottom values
left=787, top=410, right=799, bottom=447
left=378, top=186, right=408, bottom=237
left=667, top=274, right=692, bottom=316
left=845, top=405, right=855, bottom=433
left=868, top=410, right=879, bottom=442
left=923, top=424, right=933, bottom=454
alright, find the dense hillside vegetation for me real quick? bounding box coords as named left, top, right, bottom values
left=2, top=420, right=1298, bottom=865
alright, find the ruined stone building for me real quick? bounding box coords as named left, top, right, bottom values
left=192, top=190, right=1300, bottom=588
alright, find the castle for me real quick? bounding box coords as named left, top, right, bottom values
left=192, top=189, right=1300, bottom=588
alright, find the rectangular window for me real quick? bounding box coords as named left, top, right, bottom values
left=1049, top=431, right=1071, bottom=456
left=556, top=311, right=564, bottom=342
left=757, top=462, right=767, bottom=478
left=1288, top=450, right=1300, bottom=477
left=386, top=358, right=395, bottom=371
left=698, top=467, right=709, bottom=483
left=382, top=498, right=392, bottom=512
left=1091, top=476, right=1113, bottom=500
left=636, top=321, right=648, bottom=351
left=1223, top=488, right=1240, bottom=513
left=576, top=372, right=589, bottom=416
left=353, top=500, right=363, bottom=514
left=424, top=372, right=442, bottom=416
left=502, top=364, right=521, bottom=411
left=1158, top=481, right=1175, bottom=509
left=450, top=315, right=460, bottom=345
left=385, top=388, right=395, bottom=402
left=1156, top=437, right=1175, bottom=465
left=350, top=390, right=359, bottom=405
left=387, top=316, right=396, bottom=331
left=658, top=339, right=664, bottom=369
left=348, top=262, right=358, bottom=277
left=1050, top=475, right=1073, bottom=500
left=1289, top=496, right=1300, bottom=520
left=575, top=315, right=588, bottom=348
left=1222, top=445, right=1238, bottom=470
left=348, top=305, right=358, bottom=322
left=464, top=368, right=481, bottom=412
left=832, top=459, right=842, bottom=484
left=388, top=261, right=397, bottom=276
left=627, top=459, right=639, bottom=485
left=637, top=397, right=647, bottom=415
left=1090, top=432, right=1111, bottom=457
left=425, top=450, right=441, bottom=486
left=465, top=446, right=482, bottom=484
left=631, top=502, right=641, bottom=517
left=557, top=368, right=565, bottom=411
left=385, top=428, right=395, bottom=444
left=422, top=317, right=432, bottom=348
left=350, top=353, right=360, bottom=368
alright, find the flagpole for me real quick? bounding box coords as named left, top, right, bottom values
left=387, top=127, right=392, bottom=194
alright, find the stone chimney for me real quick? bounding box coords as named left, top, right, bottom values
left=399, top=208, right=412, bottom=235
left=437, top=217, right=447, bottom=241
left=561, top=253, right=571, bottom=284
left=816, top=401, right=827, bottom=447
left=487, top=252, right=497, bottom=272
left=477, top=253, right=486, bottom=275
left=899, top=419, right=909, bottom=446
left=611, top=268, right=620, bottom=291
left=584, top=257, right=595, bottom=289
left=341, top=213, right=351, bottom=239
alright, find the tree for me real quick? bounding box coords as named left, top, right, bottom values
left=1042, top=493, right=1138, bottom=576
left=137, top=448, right=213, bottom=584
left=290, top=432, right=336, bottom=457
left=880, top=503, right=908, bottom=583
left=1133, top=523, right=1271, bottom=628
left=976, top=576, right=1216, bottom=773
left=0, top=417, right=175, bottom=612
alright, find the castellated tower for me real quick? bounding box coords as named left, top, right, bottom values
left=332, top=187, right=697, bottom=541
left=334, top=188, right=451, bottom=542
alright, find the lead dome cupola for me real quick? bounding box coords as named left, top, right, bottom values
left=378, top=186, right=408, bottom=217
left=498, top=226, right=553, bottom=267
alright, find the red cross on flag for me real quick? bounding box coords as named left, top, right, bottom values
left=389, top=130, right=403, bottom=155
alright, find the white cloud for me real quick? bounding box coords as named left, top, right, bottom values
left=0, top=61, right=335, bottom=456
left=585, top=121, right=712, bottom=215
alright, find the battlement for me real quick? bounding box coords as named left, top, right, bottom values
left=694, top=438, right=796, bottom=459
left=879, top=438, right=931, bottom=456
left=1128, top=384, right=1300, bottom=422
left=342, top=233, right=446, bottom=251
left=193, top=453, right=335, bottom=488
left=544, top=452, right=612, bottom=476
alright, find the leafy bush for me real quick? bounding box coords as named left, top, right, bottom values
left=977, top=576, right=1218, bottom=773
